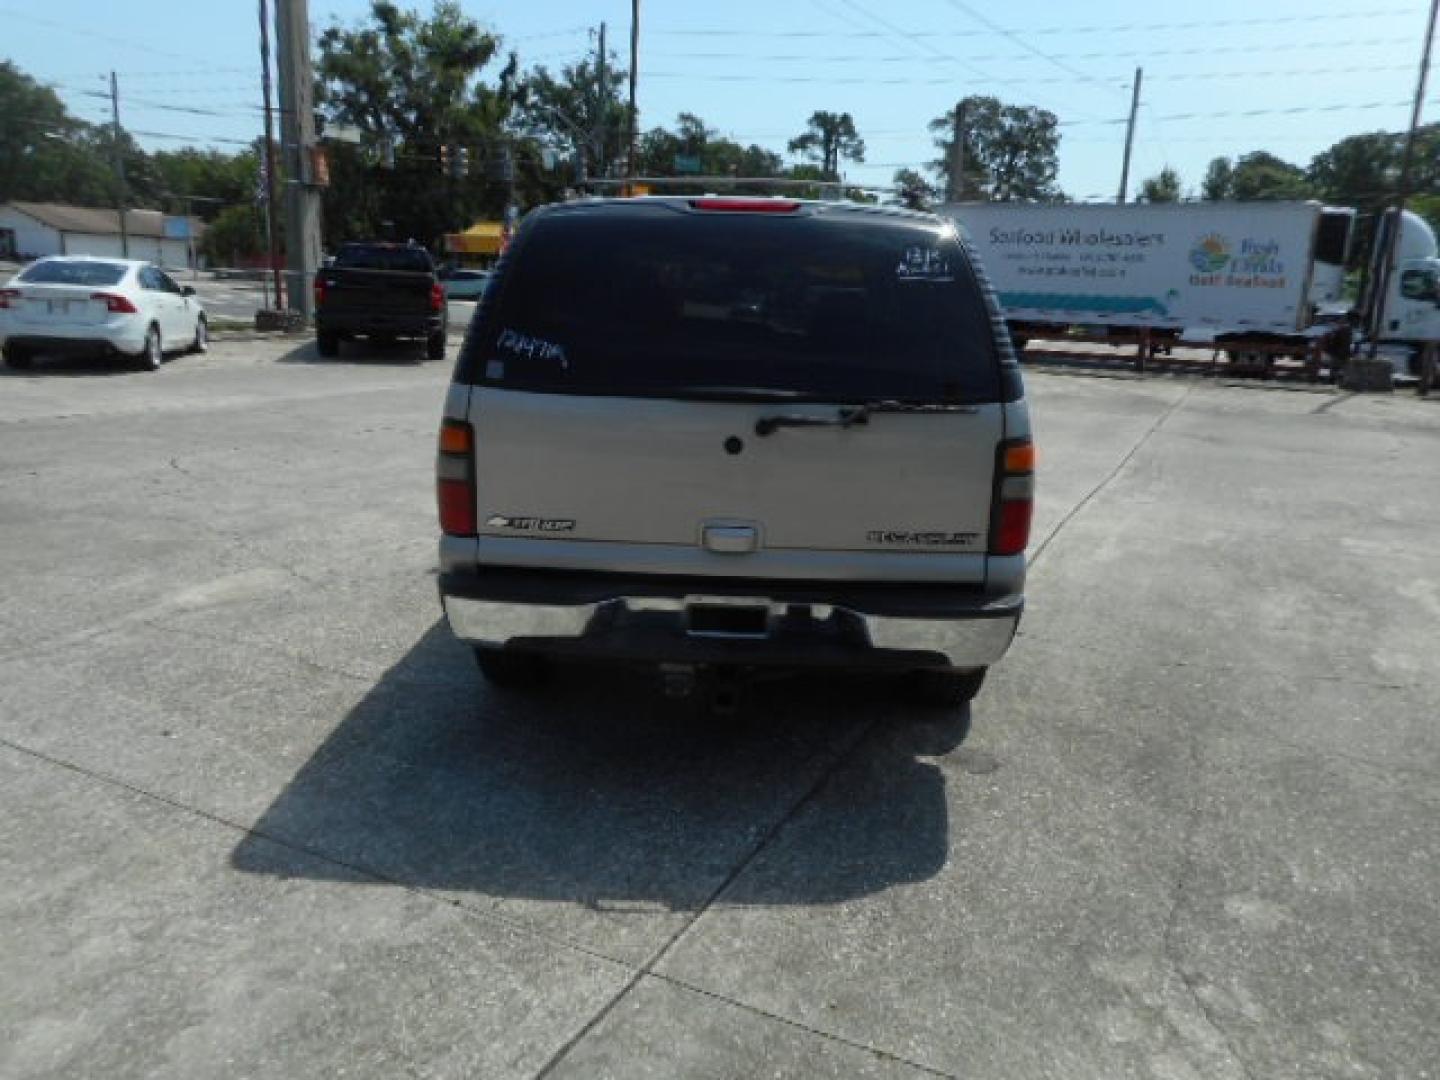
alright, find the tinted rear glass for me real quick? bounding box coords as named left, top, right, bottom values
left=462, top=206, right=1001, bottom=402
left=19, top=260, right=127, bottom=286
left=334, top=245, right=433, bottom=272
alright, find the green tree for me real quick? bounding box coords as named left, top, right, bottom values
left=513, top=53, right=627, bottom=181
left=151, top=148, right=260, bottom=218
left=787, top=110, right=865, bottom=180
left=1308, top=131, right=1398, bottom=208
left=929, top=96, right=1061, bottom=202
left=891, top=167, right=936, bottom=210
left=1139, top=166, right=1182, bottom=203
left=0, top=61, right=115, bottom=206
left=635, top=113, right=783, bottom=183
left=316, top=139, right=384, bottom=250
left=1201, top=157, right=1233, bottom=200
left=201, top=203, right=273, bottom=264
left=1229, top=151, right=1312, bottom=201
left=1308, top=126, right=1440, bottom=265
left=315, top=0, right=518, bottom=246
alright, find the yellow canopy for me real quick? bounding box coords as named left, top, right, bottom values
left=445, top=220, right=506, bottom=256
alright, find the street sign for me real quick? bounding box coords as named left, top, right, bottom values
left=674, top=154, right=701, bottom=174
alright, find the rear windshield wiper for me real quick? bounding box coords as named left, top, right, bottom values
left=755, top=410, right=866, bottom=436
left=755, top=399, right=978, bottom=437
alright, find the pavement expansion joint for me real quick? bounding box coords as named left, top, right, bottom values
left=1029, top=385, right=1194, bottom=570
left=3, top=720, right=964, bottom=1080
left=135, top=617, right=376, bottom=685
left=532, top=716, right=891, bottom=1079
left=0, top=731, right=632, bottom=972
left=646, top=971, right=960, bottom=1079
left=1157, top=733, right=1257, bottom=1080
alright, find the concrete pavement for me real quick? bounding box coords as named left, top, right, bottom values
left=0, top=341, right=1437, bottom=1078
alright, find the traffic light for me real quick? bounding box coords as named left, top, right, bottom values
left=438, top=144, right=451, bottom=172
left=454, top=146, right=470, bottom=179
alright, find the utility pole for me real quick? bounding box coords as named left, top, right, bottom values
left=1117, top=67, right=1142, bottom=203
left=258, top=0, right=284, bottom=310
left=948, top=100, right=966, bottom=202
left=1368, top=0, right=1439, bottom=354
left=276, top=0, right=323, bottom=317
left=596, top=21, right=607, bottom=178
left=109, top=72, right=129, bottom=258
left=626, top=0, right=639, bottom=179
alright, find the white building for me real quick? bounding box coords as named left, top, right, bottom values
left=0, top=202, right=204, bottom=269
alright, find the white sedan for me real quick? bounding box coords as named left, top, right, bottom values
left=0, top=256, right=208, bottom=372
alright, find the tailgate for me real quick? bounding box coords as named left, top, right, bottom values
left=470, top=388, right=999, bottom=582
left=321, top=269, right=432, bottom=314
left=457, top=203, right=1013, bottom=584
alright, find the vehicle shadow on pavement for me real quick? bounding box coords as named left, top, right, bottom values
left=0, top=355, right=138, bottom=377
left=276, top=340, right=436, bottom=366
left=231, top=621, right=969, bottom=910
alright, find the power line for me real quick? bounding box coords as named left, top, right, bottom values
left=77, top=90, right=234, bottom=119
left=649, top=8, right=1416, bottom=38
left=939, top=0, right=1127, bottom=99
left=125, top=128, right=255, bottom=147
left=642, top=36, right=1411, bottom=66
left=510, top=24, right=591, bottom=42
left=0, top=7, right=198, bottom=62
left=42, top=67, right=257, bottom=80
left=1064, top=99, right=1434, bottom=127
left=828, top=0, right=995, bottom=82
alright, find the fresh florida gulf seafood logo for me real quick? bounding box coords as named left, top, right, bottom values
left=1189, top=233, right=1231, bottom=273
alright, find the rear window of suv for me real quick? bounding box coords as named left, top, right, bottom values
left=18, top=260, right=127, bottom=286
left=334, top=245, right=433, bottom=272
left=460, top=205, right=1002, bottom=403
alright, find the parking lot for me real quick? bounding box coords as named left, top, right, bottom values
left=1, top=337, right=1437, bottom=1079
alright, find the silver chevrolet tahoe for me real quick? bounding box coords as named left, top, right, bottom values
left=436, top=196, right=1032, bottom=708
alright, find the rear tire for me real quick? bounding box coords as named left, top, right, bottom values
left=316, top=331, right=339, bottom=358
left=426, top=331, right=446, bottom=361
left=137, top=325, right=162, bottom=371
left=905, top=668, right=986, bottom=707
left=473, top=647, right=551, bottom=690
left=3, top=345, right=33, bottom=370
left=190, top=315, right=208, bottom=354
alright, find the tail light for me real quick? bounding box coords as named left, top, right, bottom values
left=0, top=288, right=20, bottom=309
left=90, top=292, right=138, bottom=314
left=313, top=277, right=327, bottom=307
left=437, top=419, right=476, bottom=536
left=430, top=282, right=446, bottom=311
left=989, top=437, right=1035, bottom=557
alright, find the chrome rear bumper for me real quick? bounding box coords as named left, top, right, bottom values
left=441, top=583, right=1020, bottom=672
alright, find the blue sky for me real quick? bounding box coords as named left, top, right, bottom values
left=3, top=0, right=1430, bottom=200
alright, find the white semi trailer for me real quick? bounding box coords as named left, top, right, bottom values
left=942, top=200, right=1440, bottom=380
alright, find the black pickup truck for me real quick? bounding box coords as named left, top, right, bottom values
left=313, top=242, right=448, bottom=360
